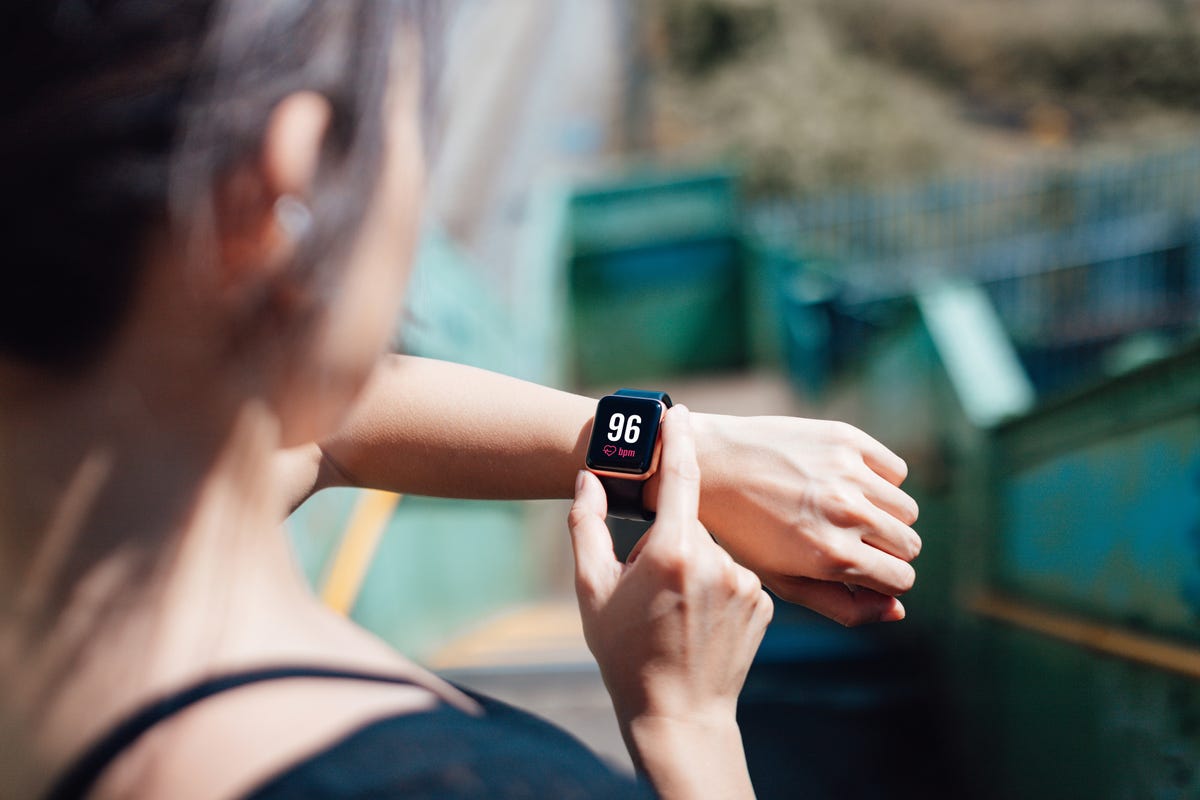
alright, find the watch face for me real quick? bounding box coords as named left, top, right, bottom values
left=586, top=394, right=665, bottom=475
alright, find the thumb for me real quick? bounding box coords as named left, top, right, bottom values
left=645, top=405, right=702, bottom=550
left=568, top=470, right=619, bottom=603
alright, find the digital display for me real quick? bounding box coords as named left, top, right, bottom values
left=586, top=394, right=665, bottom=475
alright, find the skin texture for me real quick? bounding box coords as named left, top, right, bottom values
left=279, top=355, right=921, bottom=626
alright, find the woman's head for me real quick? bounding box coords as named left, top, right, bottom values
left=1, top=0, right=436, bottom=443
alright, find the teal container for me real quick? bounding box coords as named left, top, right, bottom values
left=779, top=268, right=841, bottom=397
left=567, top=170, right=746, bottom=385
left=740, top=232, right=793, bottom=368
left=569, top=171, right=738, bottom=256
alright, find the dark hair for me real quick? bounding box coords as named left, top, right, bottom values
left=0, top=0, right=438, bottom=369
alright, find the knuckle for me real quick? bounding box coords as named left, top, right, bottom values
left=880, top=523, right=921, bottom=562
left=648, top=545, right=690, bottom=584
left=733, top=566, right=760, bottom=598
left=753, top=592, right=775, bottom=629
left=832, top=420, right=860, bottom=444
left=814, top=540, right=856, bottom=575
left=760, top=592, right=775, bottom=622
left=720, top=564, right=742, bottom=596
left=566, top=505, right=590, bottom=531
left=825, top=487, right=861, bottom=525
left=663, top=456, right=701, bottom=483
left=908, top=531, right=923, bottom=560
left=834, top=448, right=863, bottom=476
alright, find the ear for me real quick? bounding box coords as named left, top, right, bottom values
left=215, top=92, right=332, bottom=291
left=262, top=91, right=332, bottom=200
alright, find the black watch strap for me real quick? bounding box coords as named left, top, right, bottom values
left=599, top=389, right=673, bottom=522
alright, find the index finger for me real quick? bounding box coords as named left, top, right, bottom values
left=649, top=405, right=702, bottom=537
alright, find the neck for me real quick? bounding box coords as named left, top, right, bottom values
left=0, top=363, right=317, bottom=762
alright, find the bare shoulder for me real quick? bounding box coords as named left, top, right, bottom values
left=93, top=671, right=464, bottom=800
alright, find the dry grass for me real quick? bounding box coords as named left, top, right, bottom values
left=639, top=0, right=1200, bottom=196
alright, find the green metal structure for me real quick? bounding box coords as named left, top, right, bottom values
left=848, top=282, right=1200, bottom=798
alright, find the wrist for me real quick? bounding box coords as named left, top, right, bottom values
left=644, top=411, right=730, bottom=518
left=623, top=712, right=752, bottom=799
left=625, top=708, right=741, bottom=744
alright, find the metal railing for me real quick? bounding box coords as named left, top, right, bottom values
left=750, top=143, right=1200, bottom=395
left=752, top=145, right=1200, bottom=279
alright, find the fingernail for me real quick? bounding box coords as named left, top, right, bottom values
left=883, top=601, right=906, bottom=622
left=575, top=470, right=587, bottom=493
left=674, top=405, right=690, bottom=422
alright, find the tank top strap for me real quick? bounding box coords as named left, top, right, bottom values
left=45, top=665, right=426, bottom=800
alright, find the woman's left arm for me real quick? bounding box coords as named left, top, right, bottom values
left=277, top=354, right=920, bottom=625
left=276, top=355, right=595, bottom=508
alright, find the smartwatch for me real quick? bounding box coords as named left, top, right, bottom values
left=584, top=388, right=673, bottom=521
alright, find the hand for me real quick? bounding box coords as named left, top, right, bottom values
left=661, top=414, right=921, bottom=626
left=273, top=443, right=324, bottom=515
left=569, top=406, right=770, bottom=798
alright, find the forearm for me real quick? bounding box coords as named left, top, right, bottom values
left=623, top=715, right=756, bottom=800
left=317, top=355, right=596, bottom=499
left=316, top=356, right=731, bottom=510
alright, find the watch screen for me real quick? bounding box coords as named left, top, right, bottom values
left=586, top=395, right=665, bottom=475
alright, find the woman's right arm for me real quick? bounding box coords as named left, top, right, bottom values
left=567, top=406, right=773, bottom=799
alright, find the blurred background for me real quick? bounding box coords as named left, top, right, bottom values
left=288, top=1, right=1200, bottom=797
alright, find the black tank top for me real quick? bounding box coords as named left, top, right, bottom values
left=45, top=666, right=654, bottom=799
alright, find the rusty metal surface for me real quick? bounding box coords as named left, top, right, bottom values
left=951, top=340, right=1200, bottom=798
left=991, top=340, right=1200, bottom=640
left=998, top=414, right=1200, bottom=636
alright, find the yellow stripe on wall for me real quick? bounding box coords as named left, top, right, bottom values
left=971, top=591, right=1200, bottom=680
left=320, top=489, right=401, bottom=615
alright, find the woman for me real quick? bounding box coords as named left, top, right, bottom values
left=0, top=2, right=918, bottom=798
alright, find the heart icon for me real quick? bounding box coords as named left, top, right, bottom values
left=602, top=444, right=617, bottom=457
